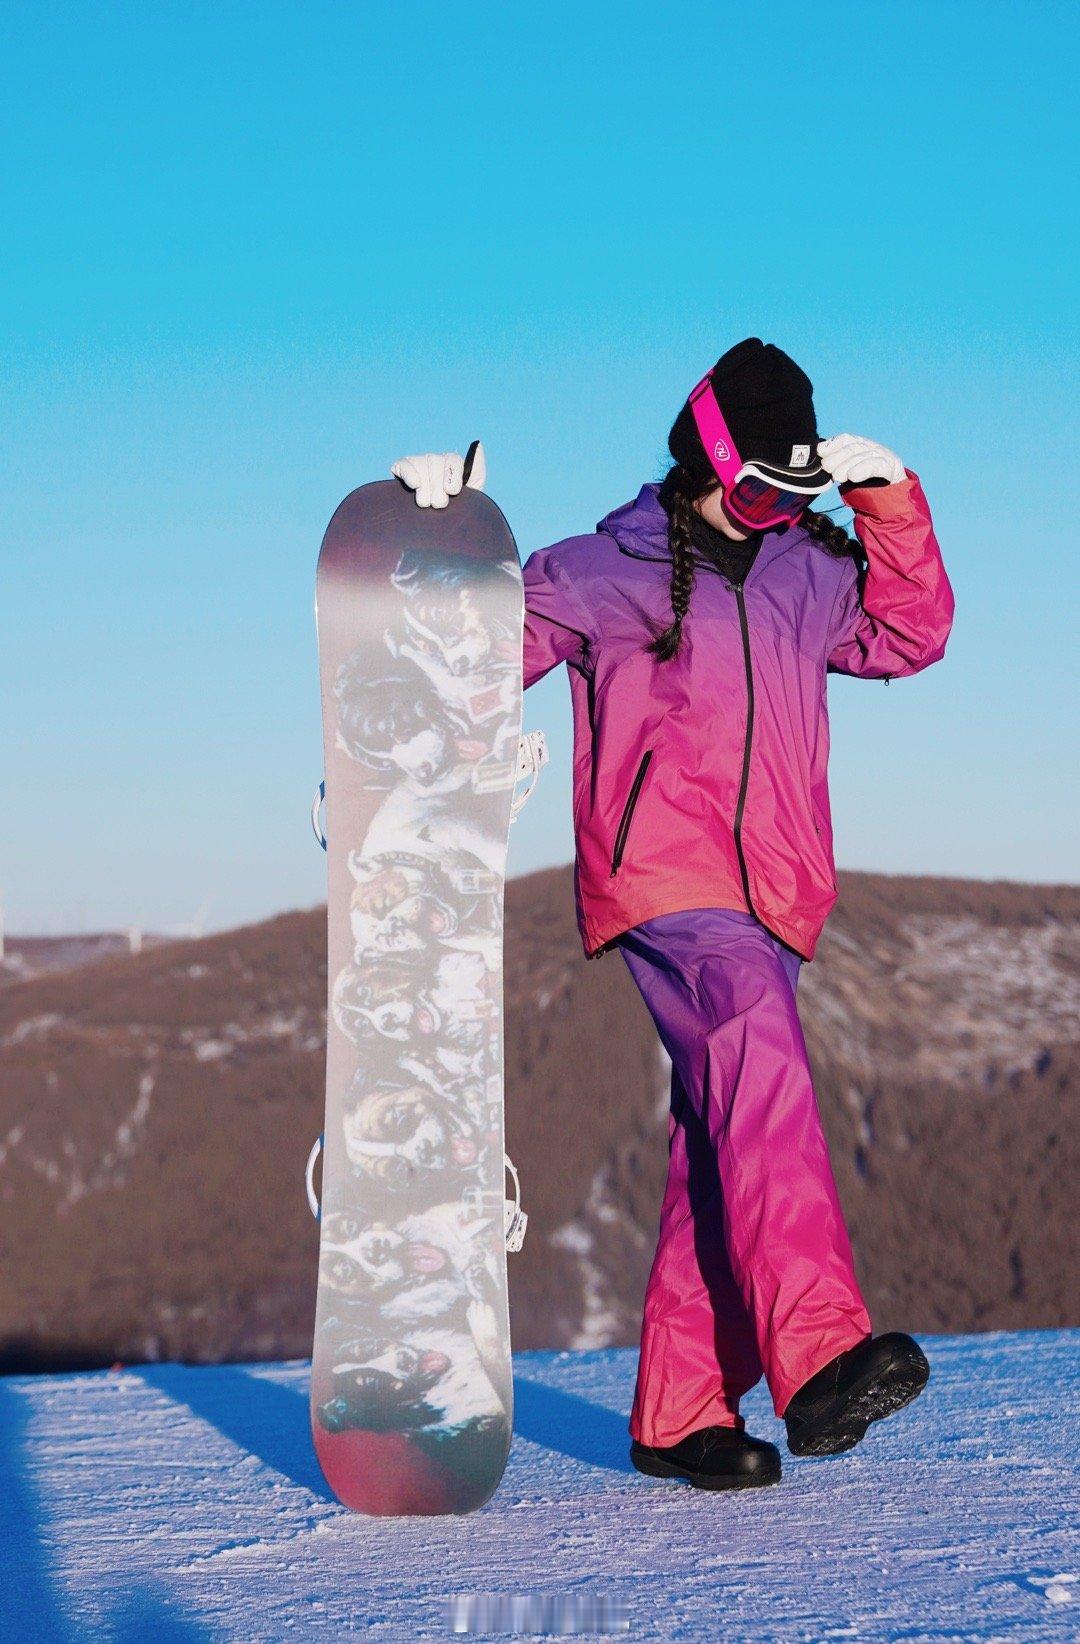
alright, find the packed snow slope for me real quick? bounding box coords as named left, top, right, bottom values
left=1, top=1331, right=1076, bottom=1642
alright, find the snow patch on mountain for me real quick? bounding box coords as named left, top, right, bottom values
left=550, top=1042, right=672, bottom=1351
left=803, top=910, right=1079, bottom=1085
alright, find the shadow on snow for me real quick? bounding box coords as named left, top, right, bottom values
left=0, top=1377, right=209, bottom=1639
left=512, top=1374, right=635, bottom=1475
left=139, top=1364, right=337, bottom=1503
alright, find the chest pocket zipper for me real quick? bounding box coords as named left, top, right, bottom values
left=611, top=751, right=653, bottom=875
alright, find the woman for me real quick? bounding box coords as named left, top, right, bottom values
left=392, top=337, right=954, bottom=1491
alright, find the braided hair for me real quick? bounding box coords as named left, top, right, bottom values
left=800, top=505, right=863, bottom=562
left=649, top=465, right=699, bottom=660
left=650, top=465, right=863, bottom=662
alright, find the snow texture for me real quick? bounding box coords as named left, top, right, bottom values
left=0, top=1331, right=1076, bottom=1641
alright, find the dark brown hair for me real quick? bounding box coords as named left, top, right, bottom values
left=649, top=466, right=698, bottom=660
left=649, top=464, right=863, bottom=660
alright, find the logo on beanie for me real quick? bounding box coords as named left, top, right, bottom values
left=790, top=445, right=810, bottom=467
left=713, top=440, right=730, bottom=463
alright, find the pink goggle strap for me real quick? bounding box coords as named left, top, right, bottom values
left=688, top=374, right=742, bottom=487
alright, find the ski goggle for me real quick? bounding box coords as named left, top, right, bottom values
left=688, top=374, right=831, bottom=531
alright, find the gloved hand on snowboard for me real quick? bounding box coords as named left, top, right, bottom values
left=817, top=434, right=905, bottom=488
left=390, top=440, right=487, bottom=508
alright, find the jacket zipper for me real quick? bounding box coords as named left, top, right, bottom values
left=610, top=750, right=653, bottom=875
left=732, top=582, right=758, bottom=920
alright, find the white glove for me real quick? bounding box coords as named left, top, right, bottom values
left=817, top=433, right=905, bottom=488
left=390, top=441, right=487, bottom=508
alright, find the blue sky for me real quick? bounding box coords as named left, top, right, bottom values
left=2, top=0, right=1077, bottom=934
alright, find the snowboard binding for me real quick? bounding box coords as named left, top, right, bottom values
left=305, top=1132, right=527, bottom=1253
left=311, top=727, right=548, bottom=851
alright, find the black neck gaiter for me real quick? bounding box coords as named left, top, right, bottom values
left=657, top=470, right=763, bottom=587
left=688, top=508, right=762, bottom=588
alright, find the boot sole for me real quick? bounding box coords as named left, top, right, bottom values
left=787, top=1340, right=930, bottom=1458
left=630, top=1448, right=781, bottom=1491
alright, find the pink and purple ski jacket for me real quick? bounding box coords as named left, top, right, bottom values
left=522, top=473, right=954, bottom=961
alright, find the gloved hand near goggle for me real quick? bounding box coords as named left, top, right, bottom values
left=689, top=375, right=904, bottom=530
left=817, top=433, right=905, bottom=489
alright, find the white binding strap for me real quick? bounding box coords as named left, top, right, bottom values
left=504, top=1153, right=528, bottom=1252
left=305, top=1134, right=323, bottom=1220
left=510, top=730, right=549, bottom=823
left=311, top=781, right=327, bottom=850
left=307, top=1134, right=524, bottom=1249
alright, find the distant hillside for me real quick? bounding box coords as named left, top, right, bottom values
left=0, top=869, right=1076, bottom=1371
left=0, top=932, right=169, bottom=989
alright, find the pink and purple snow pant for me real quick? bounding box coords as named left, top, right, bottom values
left=618, top=908, right=871, bottom=1447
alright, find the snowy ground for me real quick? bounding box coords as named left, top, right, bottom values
left=1, top=1331, right=1076, bottom=1642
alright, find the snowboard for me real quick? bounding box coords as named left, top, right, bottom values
left=312, top=475, right=524, bottom=1515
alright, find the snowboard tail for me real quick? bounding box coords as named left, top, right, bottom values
left=313, top=480, right=523, bottom=1515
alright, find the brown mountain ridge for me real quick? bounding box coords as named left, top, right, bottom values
left=0, top=868, right=1076, bottom=1372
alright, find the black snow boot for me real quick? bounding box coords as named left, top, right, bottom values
left=784, top=1332, right=930, bottom=1457
left=630, top=1425, right=781, bottom=1491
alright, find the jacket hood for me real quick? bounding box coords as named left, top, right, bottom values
left=597, top=484, right=671, bottom=560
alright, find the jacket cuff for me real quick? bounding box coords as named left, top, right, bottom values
left=839, top=468, right=923, bottom=519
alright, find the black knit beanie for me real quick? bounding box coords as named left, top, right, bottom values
left=668, top=338, right=822, bottom=491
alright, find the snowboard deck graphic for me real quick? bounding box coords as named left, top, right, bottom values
left=313, top=479, right=523, bottom=1515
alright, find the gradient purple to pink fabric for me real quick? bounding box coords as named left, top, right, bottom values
left=620, top=908, right=870, bottom=1440
left=522, top=473, right=954, bottom=959
left=520, top=475, right=952, bottom=1442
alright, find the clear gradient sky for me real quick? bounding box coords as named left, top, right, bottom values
left=2, top=1, right=1077, bottom=934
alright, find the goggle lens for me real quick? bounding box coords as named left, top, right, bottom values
left=725, top=474, right=808, bottom=529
